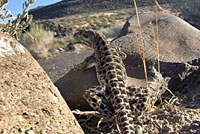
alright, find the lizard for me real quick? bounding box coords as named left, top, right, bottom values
left=74, top=29, right=165, bottom=134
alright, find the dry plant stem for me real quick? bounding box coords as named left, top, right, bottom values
left=72, top=109, right=114, bottom=122
left=115, top=116, right=121, bottom=134
left=97, top=118, right=104, bottom=128
left=81, top=116, right=93, bottom=126
left=168, top=96, right=178, bottom=105
left=23, top=29, right=36, bottom=42
left=133, top=0, right=149, bottom=88
left=155, top=2, right=161, bottom=82
left=162, top=86, right=176, bottom=97
left=155, top=0, right=170, bottom=13
left=150, top=20, right=161, bottom=83
left=152, top=120, right=162, bottom=129
left=133, top=30, right=142, bottom=57
left=72, top=109, right=101, bottom=117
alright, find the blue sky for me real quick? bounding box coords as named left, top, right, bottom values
left=2, top=0, right=61, bottom=22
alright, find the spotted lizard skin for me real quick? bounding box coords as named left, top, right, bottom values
left=74, top=29, right=162, bottom=134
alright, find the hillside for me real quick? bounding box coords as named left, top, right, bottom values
left=29, top=0, right=172, bottom=20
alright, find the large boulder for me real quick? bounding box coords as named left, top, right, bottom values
left=0, top=33, right=83, bottom=134
left=111, top=11, right=200, bottom=63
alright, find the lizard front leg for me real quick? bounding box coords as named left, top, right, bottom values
left=74, top=53, right=96, bottom=71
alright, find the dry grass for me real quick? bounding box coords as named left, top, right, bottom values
left=133, top=0, right=165, bottom=86
left=155, top=1, right=161, bottom=82
left=19, top=23, right=55, bottom=59
left=133, top=0, right=149, bottom=88
left=19, top=23, right=77, bottom=59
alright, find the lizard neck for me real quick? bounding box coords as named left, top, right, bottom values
left=92, top=32, right=110, bottom=58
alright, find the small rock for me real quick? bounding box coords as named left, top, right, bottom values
left=134, top=125, right=143, bottom=134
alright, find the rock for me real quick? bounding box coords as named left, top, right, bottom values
left=111, top=11, right=200, bottom=90
left=111, top=11, right=200, bottom=63
left=55, top=67, right=98, bottom=110
left=0, top=33, right=84, bottom=134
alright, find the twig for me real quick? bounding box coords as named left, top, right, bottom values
left=72, top=109, right=101, bottom=117
left=115, top=115, right=121, bottom=134
left=162, top=86, right=176, bottom=97
left=154, top=0, right=171, bottom=13
left=72, top=109, right=114, bottom=123
left=97, top=118, right=104, bottom=128
left=154, top=1, right=161, bottom=82
left=23, top=29, right=36, bottom=42
left=168, top=96, right=178, bottom=105
left=81, top=116, right=93, bottom=126
left=133, top=0, right=149, bottom=88
left=133, top=30, right=142, bottom=58
left=152, top=119, right=162, bottom=129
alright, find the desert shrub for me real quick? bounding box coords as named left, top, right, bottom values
left=18, top=23, right=55, bottom=59
left=19, top=23, right=78, bottom=58
left=107, top=18, right=116, bottom=24
left=19, top=23, right=54, bottom=48
left=0, top=0, right=35, bottom=39
left=101, top=21, right=110, bottom=28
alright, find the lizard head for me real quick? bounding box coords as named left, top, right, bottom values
left=74, top=29, right=97, bottom=48
left=74, top=29, right=107, bottom=49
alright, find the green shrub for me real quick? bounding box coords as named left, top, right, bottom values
left=0, top=0, right=35, bottom=39
left=18, top=23, right=55, bottom=59
left=19, top=23, right=54, bottom=49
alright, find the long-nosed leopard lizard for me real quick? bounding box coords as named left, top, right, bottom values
left=74, top=29, right=166, bottom=134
